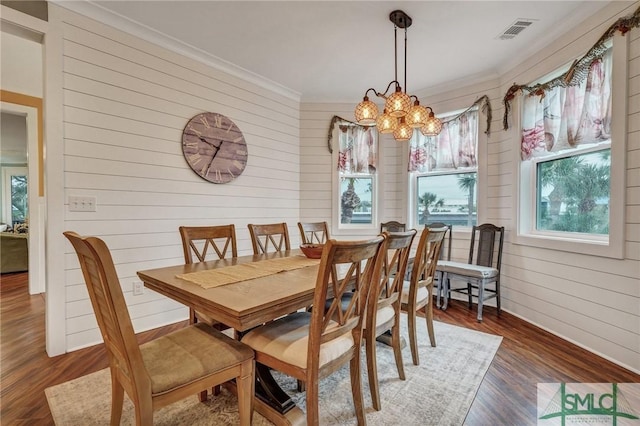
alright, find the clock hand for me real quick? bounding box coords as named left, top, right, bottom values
left=199, top=136, right=218, bottom=148
left=204, top=140, right=224, bottom=177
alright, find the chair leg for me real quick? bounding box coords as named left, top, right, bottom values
left=425, top=302, right=436, bottom=347
left=306, top=371, right=320, bottom=426
left=477, top=280, right=484, bottom=322
left=134, top=395, right=154, bottom=426
left=467, top=282, right=473, bottom=309
left=236, top=359, right=255, bottom=426
left=442, top=273, right=449, bottom=310
left=407, top=308, right=419, bottom=366
left=435, top=272, right=442, bottom=308
left=365, top=329, right=381, bottom=411
left=110, top=374, right=124, bottom=426
left=349, top=349, right=367, bottom=426
left=391, top=318, right=405, bottom=380
left=496, top=279, right=501, bottom=315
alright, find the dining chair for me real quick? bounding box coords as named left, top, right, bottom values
left=298, top=221, right=329, bottom=245
left=63, top=231, right=255, bottom=426
left=401, top=227, right=447, bottom=365
left=380, top=220, right=406, bottom=233
left=247, top=222, right=291, bottom=254
left=425, top=222, right=453, bottom=308
left=241, top=236, right=387, bottom=426
left=179, top=225, right=237, bottom=325
left=364, top=229, right=416, bottom=411
left=437, top=223, right=505, bottom=322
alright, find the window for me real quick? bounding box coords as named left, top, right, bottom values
left=409, top=108, right=479, bottom=227
left=2, top=166, right=28, bottom=226
left=334, top=124, right=378, bottom=230
left=515, top=39, right=626, bottom=258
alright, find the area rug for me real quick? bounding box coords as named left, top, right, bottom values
left=45, top=316, right=502, bottom=425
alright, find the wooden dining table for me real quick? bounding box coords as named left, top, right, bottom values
left=137, top=249, right=322, bottom=426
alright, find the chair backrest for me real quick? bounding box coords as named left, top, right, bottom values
left=179, top=225, right=238, bottom=264
left=63, top=232, right=149, bottom=398
left=298, top=221, right=329, bottom=245
left=380, top=221, right=406, bottom=233
left=409, top=227, right=448, bottom=291
left=469, top=223, right=504, bottom=270
left=425, top=222, right=452, bottom=261
left=311, top=236, right=387, bottom=367
left=248, top=222, right=291, bottom=254
left=369, top=230, right=417, bottom=318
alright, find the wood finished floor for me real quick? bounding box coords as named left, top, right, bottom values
left=1, top=271, right=638, bottom=425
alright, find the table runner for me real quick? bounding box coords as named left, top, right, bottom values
left=176, top=255, right=319, bottom=289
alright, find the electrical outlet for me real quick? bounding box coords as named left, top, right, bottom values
left=69, top=196, right=97, bottom=212
left=133, top=281, right=144, bottom=296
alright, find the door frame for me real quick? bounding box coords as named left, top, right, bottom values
left=1, top=94, right=45, bottom=294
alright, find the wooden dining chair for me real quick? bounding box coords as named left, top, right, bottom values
left=437, top=223, right=505, bottom=322
left=425, top=222, right=453, bottom=308
left=364, top=229, right=416, bottom=411
left=63, top=231, right=255, bottom=426
left=247, top=222, right=291, bottom=254
left=297, top=221, right=329, bottom=245
left=401, top=227, right=447, bottom=365
left=241, top=236, right=387, bottom=426
left=380, top=220, right=406, bottom=232
left=179, top=225, right=237, bottom=325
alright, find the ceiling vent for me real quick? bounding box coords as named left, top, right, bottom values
left=497, top=19, right=536, bottom=40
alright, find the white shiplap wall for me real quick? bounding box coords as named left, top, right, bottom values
left=300, top=3, right=639, bottom=373
left=51, top=6, right=301, bottom=351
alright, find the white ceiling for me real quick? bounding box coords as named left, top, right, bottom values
left=70, top=1, right=616, bottom=102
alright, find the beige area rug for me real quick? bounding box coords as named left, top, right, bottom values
left=45, top=315, right=502, bottom=425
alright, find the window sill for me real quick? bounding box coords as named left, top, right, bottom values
left=512, top=232, right=624, bottom=259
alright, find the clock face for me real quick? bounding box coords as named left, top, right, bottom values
left=182, top=112, right=248, bottom=184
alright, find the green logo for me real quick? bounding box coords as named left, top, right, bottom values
left=538, top=383, right=640, bottom=425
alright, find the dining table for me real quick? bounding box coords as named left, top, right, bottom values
left=137, top=249, right=323, bottom=426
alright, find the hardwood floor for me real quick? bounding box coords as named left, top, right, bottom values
left=1, top=271, right=638, bottom=425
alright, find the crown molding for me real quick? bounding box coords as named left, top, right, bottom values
left=50, top=1, right=301, bottom=102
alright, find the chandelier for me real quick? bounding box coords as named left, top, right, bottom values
left=354, top=10, right=443, bottom=142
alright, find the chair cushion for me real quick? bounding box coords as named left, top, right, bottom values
left=400, top=281, right=429, bottom=305
left=375, top=305, right=395, bottom=327
left=241, top=311, right=355, bottom=369
left=140, top=323, right=253, bottom=395
left=436, top=260, right=498, bottom=279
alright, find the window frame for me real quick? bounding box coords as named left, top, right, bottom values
left=331, top=125, right=380, bottom=236
left=512, top=34, right=627, bottom=259
left=407, top=106, right=487, bottom=230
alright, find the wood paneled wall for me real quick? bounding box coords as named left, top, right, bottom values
left=53, top=7, right=301, bottom=351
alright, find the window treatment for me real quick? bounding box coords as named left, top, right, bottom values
left=408, top=109, right=478, bottom=173
left=337, top=125, right=377, bottom=173
left=520, top=48, right=612, bottom=160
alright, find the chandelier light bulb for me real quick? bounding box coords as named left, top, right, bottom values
left=354, top=96, right=379, bottom=125
left=406, top=101, right=429, bottom=128
left=385, top=88, right=411, bottom=118
left=393, top=117, right=413, bottom=142
left=420, top=113, right=443, bottom=137
left=376, top=109, right=398, bottom=134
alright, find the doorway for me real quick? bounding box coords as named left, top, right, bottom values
left=1, top=96, right=45, bottom=294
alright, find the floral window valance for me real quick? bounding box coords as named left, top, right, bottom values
left=521, top=48, right=611, bottom=160
left=409, top=108, right=479, bottom=173
left=503, top=5, right=640, bottom=133
left=337, top=124, right=377, bottom=173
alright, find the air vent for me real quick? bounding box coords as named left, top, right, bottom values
left=497, top=19, right=536, bottom=40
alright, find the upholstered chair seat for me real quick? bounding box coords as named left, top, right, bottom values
left=241, top=312, right=354, bottom=369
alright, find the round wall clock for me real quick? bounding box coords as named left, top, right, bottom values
left=181, top=112, right=248, bottom=184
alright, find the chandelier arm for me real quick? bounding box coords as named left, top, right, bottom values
left=380, top=80, right=400, bottom=98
